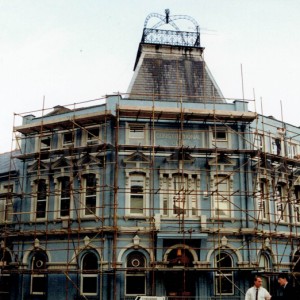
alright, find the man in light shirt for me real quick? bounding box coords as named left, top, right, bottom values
left=245, top=276, right=271, bottom=300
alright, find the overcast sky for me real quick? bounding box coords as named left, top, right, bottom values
left=1, top=0, right=300, bottom=153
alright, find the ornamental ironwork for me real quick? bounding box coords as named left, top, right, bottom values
left=141, top=9, right=201, bottom=48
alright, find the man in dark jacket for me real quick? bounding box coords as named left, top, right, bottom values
left=276, top=273, right=296, bottom=300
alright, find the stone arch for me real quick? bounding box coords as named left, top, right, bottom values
left=163, top=243, right=198, bottom=263
left=206, top=241, right=243, bottom=265
left=118, top=242, right=153, bottom=264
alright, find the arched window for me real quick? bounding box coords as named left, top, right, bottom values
left=125, top=251, right=146, bottom=296
left=259, top=252, right=271, bottom=290
left=214, top=252, right=234, bottom=295
left=30, top=250, right=48, bottom=295
left=81, top=252, right=98, bottom=296
left=167, top=248, right=194, bottom=267
left=0, top=249, right=12, bottom=298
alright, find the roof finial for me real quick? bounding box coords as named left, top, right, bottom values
left=165, top=9, right=170, bottom=23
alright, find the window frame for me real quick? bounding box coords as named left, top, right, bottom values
left=38, top=134, right=52, bottom=152
left=160, top=172, right=200, bottom=218
left=34, top=179, right=48, bottom=221
left=126, top=123, right=148, bottom=146
left=84, top=125, right=102, bottom=146
left=124, top=168, right=150, bottom=218
left=0, top=184, right=14, bottom=223
left=81, top=173, right=99, bottom=218
left=54, top=176, right=72, bottom=219
left=129, top=174, right=145, bottom=215
left=125, top=251, right=146, bottom=296
left=256, top=180, right=270, bottom=222
left=59, top=130, right=74, bottom=148
left=214, top=252, right=234, bottom=296
left=287, top=141, right=298, bottom=158
left=293, top=187, right=300, bottom=224
left=212, top=174, right=232, bottom=219
left=30, top=251, right=48, bottom=296
left=80, top=252, right=98, bottom=296
left=211, top=127, right=229, bottom=148
left=0, top=249, right=12, bottom=296
left=254, top=132, right=264, bottom=151
left=274, top=184, right=288, bottom=223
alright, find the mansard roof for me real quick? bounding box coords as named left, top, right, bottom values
left=127, top=10, right=225, bottom=103
left=127, top=43, right=224, bottom=103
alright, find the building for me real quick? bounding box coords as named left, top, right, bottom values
left=1, top=9, right=300, bottom=300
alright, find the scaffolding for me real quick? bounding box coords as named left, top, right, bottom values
left=0, top=90, right=300, bottom=300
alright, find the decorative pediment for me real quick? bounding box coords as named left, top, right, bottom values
left=166, top=150, right=195, bottom=163
left=123, top=151, right=150, bottom=166
left=208, top=154, right=235, bottom=166
left=78, top=153, right=102, bottom=166
left=27, top=160, right=49, bottom=172
left=51, top=157, right=71, bottom=169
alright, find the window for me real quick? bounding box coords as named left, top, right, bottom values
left=213, top=175, right=231, bottom=218
left=254, top=133, right=264, bottom=151
left=213, top=130, right=227, bottom=141
left=0, top=249, right=12, bottom=298
left=130, top=175, right=145, bottom=215
left=86, top=126, right=101, bottom=145
left=36, top=179, right=48, bottom=219
left=62, top=132, right=73, bottom=148
left=39, top=135, right=51, bottom=151
left=125, top=252, right=146, bottom=296
left=259, top=253, right=270, bottom=290
left=214, top=252, right=234, bottom=295
left=257, top=181, right=270, bottom=221
left=127, top=124, right=146, bottom=145
left=58, top=177, right=71, bottom=218
left=81, top=252, right=98, bottom=296
left=287, top=142, right=297, bottom=158
left=271, top=138, right=280, bottom=155
left=274, top=185, right=288, bottom=223
left=30, top=251, right=48, bottom=295
left=125, top=170, right=149, bottom=217
left=161, top=173, right=198, bottom=217
left=82, top=174, right=97, bottom=217
left=0, top=185, right=13, bottom=223
left=294, top=188, right=300, bottom=224
left=211, top=127, right=229, bottom=148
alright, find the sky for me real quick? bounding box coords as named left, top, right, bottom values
left=1, top=0, right=300, bottom=153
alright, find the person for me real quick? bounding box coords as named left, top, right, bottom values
left=245, top=275, right=271, bottom=300
left=275, top=127, right=285, bottom=156
left=276, top=273, right=297, bottom=300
